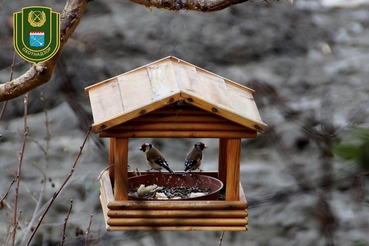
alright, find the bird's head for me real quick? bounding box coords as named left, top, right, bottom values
left=139, top=143, right=152, bottom=152
left=194, top=142, right=207, bottom=151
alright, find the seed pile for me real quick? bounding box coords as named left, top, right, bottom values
left=129, top=184, right=212, bottom=199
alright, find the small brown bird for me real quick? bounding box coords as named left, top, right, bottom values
left=139, top=143, right=174, bottom=174
left=183, top=142, right=207, bottom=176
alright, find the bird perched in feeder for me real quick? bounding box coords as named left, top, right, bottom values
left=183, top=142, right=207, bottom=176
left=139, top=143, right=174, bottom=174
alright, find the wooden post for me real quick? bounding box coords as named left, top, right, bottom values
left=114, top=138, right=129, bottom=201
left=109, top=138, right=115, bottom=182
left=224, top=139, right=241, bottom=201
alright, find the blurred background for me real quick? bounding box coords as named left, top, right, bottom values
left=0, top=0, right=368, bottom=245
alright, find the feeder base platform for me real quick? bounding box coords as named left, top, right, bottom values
left=99, top=170, right=248, bottom=231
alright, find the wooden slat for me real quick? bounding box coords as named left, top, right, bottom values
left=99, top=194, right=109, bottom=229
left=239, top=183, right=248, bottom=207
left=92, top=95, right=180, bottom=132
left=108, top=200, right=247, bottom=210
left=114, top=138, right=128, bottom=201
left=88, top=78, right=123, bottom=124
left=146, top=106, right=213, bottom=115
left=146, top=59, right=180, bottom=97
left=107, top=218, right=247, bottom=226
left=174, top=62, right=203, bottom=98
left=128, top=171, right=219, bottom=178
left=180, top=92, right=267, bottom=133
left=108, top=210, right=248, bottom=218
left=107, top=225, right=247, bottom=231
left=175, top=57, right=255, bottom=94
left=118, top=68, right=155, bottom=112
left=197, top=70, right=233, bottom=108
left=226, top=83, right=263, bottom=123
left=100, top=170, right=114, bottom=204
left=113, top=122, right=247, bottom=131
left=99, top=130, right=256, bottom=138
left=129, top=115, right=228, bottom=123
left=224, top=139, right=241, bottom=201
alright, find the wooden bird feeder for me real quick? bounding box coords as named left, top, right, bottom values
left=85, top=56, right=267, bottom=231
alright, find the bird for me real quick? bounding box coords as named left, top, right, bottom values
left=139, top=143, right=174, bottom=174
left=183, top=142, right=207, bottom=176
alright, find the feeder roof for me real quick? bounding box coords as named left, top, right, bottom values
left=85, top=56, right=267, bottom=133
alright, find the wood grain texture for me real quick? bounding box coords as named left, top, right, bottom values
left=99, top=194, right=109, bottom=229
left=224, top=139, right=241, bottom=201
left=114, top=138, right=129, bottom=201
left=108, top=210, right=248, bottom=218
left=100, top=170, right=114, bottom=204
left=88, top=78, right=123, bottom=124
left=107, top=218, right=247, bottom=226
left=108, top=200, right=247, bottom=210
left=99, top=170, right=249, bottom=231
left=113, top=122, right=248, bottom=131
left=86, top=56, right=267, bottom=134
left=106, top=226, right=247, bottom=231
left=99, top=130, right=256, bottom=138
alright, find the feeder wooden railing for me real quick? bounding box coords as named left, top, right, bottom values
left=99, top=170, right=249, bottom=231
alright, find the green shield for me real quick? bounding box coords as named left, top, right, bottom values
left=13, top=6, right=60, bottom=65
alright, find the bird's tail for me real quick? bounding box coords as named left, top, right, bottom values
left=163, top=165, right=174, bottom=174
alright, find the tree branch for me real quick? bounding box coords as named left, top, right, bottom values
left=129, top=0, right=251, bottom=11
left=0, top=0, right=90, bottom=102
left=0, top=0, right=291, bottom=102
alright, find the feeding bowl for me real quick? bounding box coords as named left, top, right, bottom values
left=128, top=173, right=223, bottom=200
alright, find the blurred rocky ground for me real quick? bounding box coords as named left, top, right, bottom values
left=0, top=0, right=369, bottom=245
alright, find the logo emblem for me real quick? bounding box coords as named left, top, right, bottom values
left=13, top=6, right=60, bottom=65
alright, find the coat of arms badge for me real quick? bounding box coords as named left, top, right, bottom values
left=13, top=6, right=60, bottom=65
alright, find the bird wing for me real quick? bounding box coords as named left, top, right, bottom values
left=184, top=150, right=202, bottom=171
left=152, top=157, right=174, bottom=174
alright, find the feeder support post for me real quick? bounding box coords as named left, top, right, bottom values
left=114, top=138, right=129, bottom=201
left=219, top=138, right=241, bottom=201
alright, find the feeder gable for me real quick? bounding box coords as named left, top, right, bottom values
left=85, top=56, right=267, bottom=133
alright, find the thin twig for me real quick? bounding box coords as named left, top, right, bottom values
left=7, top=211, right=23, bottom=246
left=0, top=179, right=16, bottom=205
left=12, top=93, right=29, bottom=246
left=26, top=126, right=92, bottom=246
left=85, top=214, right=93, bottom=246
left=40, top=92, right=52, bottom=147
left=60, top=200, right=73, bottom=246
left=26, top=136, right=48, bottom=156
left=18, top=159, right=47, bottom=245
left=218, top=231, right=225, bottom=246
left=0, top=52, right=16, bottom=121
left=19, top=93, right=53, bottom=245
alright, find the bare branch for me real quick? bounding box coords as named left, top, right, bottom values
left=26, top=126, right=91, bottom=246
left=0, top=179, right=16, bottom=206
left=130, top=0, right=251, bottom=12
left=85, top=214, right=93, bottom=246
left=12, top=92, right=29, bottom=246
left=0, top=52, right=17, bottom=119
left=218, top=231, right=225, bottom=246
left=0, top=0, right=90, bottom=102
left=0, top=0, right=292, bottom=102
left=60, top=200, right=73, bottom=246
